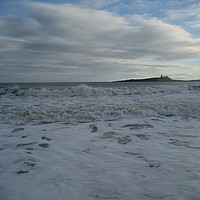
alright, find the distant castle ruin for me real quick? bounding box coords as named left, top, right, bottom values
left=160, top=75, right=169, bottom=78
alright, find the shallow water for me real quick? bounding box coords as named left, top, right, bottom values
left=1, top=81, right=200, bottom=124
left=1, top=82, right=200, bottom=200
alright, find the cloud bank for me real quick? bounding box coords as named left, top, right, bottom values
left=0, top=1, right=200, bottom=82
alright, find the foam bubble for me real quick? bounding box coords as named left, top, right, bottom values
left=0, top=84, right=199, bottom=124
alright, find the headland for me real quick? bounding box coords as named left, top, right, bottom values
left=115, top=75, right=200, bottom=82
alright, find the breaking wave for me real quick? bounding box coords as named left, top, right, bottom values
left=1, top=83, right=200, bottom=124
left=0, top=84, right=192, bottom=97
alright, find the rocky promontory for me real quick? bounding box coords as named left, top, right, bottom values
left=115, top=76, right=198, bottom=82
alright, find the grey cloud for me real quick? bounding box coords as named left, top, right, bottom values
left=164, top=2, right=200, bottom=32
left=0, top=2, right=200, bottom=82
left=2, top=2, right=200, bottom=59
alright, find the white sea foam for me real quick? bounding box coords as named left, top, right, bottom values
left=1, top=82, right=200, bottom=200
left=1, top=83, right=191, bottom=97
left=0, top=83, right=200, bottom=124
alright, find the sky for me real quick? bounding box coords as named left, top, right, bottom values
left=0, top=0, right=200, bottom=82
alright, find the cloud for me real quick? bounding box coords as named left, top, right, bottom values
left=164, top=1, right=200, bottom=31
left=0, top=1, right=200, bottom=82
left=25, top=2, right=200, bottom=59
left=80, top=0, right=120, bottom=9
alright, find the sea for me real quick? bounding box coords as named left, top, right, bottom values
left=1, top=81, right=200, bottom=200
left=0, top=81, right=200, bottom=125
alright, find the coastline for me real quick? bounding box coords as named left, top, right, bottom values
left=115, top=76, right=200, bottom=82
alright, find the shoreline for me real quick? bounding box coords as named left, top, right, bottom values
left=115, top=76, right=200, bottom=82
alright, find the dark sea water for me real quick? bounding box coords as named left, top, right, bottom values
left=1, top=81, right=199, bottom=89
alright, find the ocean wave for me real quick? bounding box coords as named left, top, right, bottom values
left=1, top=102, right=200, bottom=125
left=1, top=84, right=191, bottom=97
left=1, top=84, right=200, bottom=124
